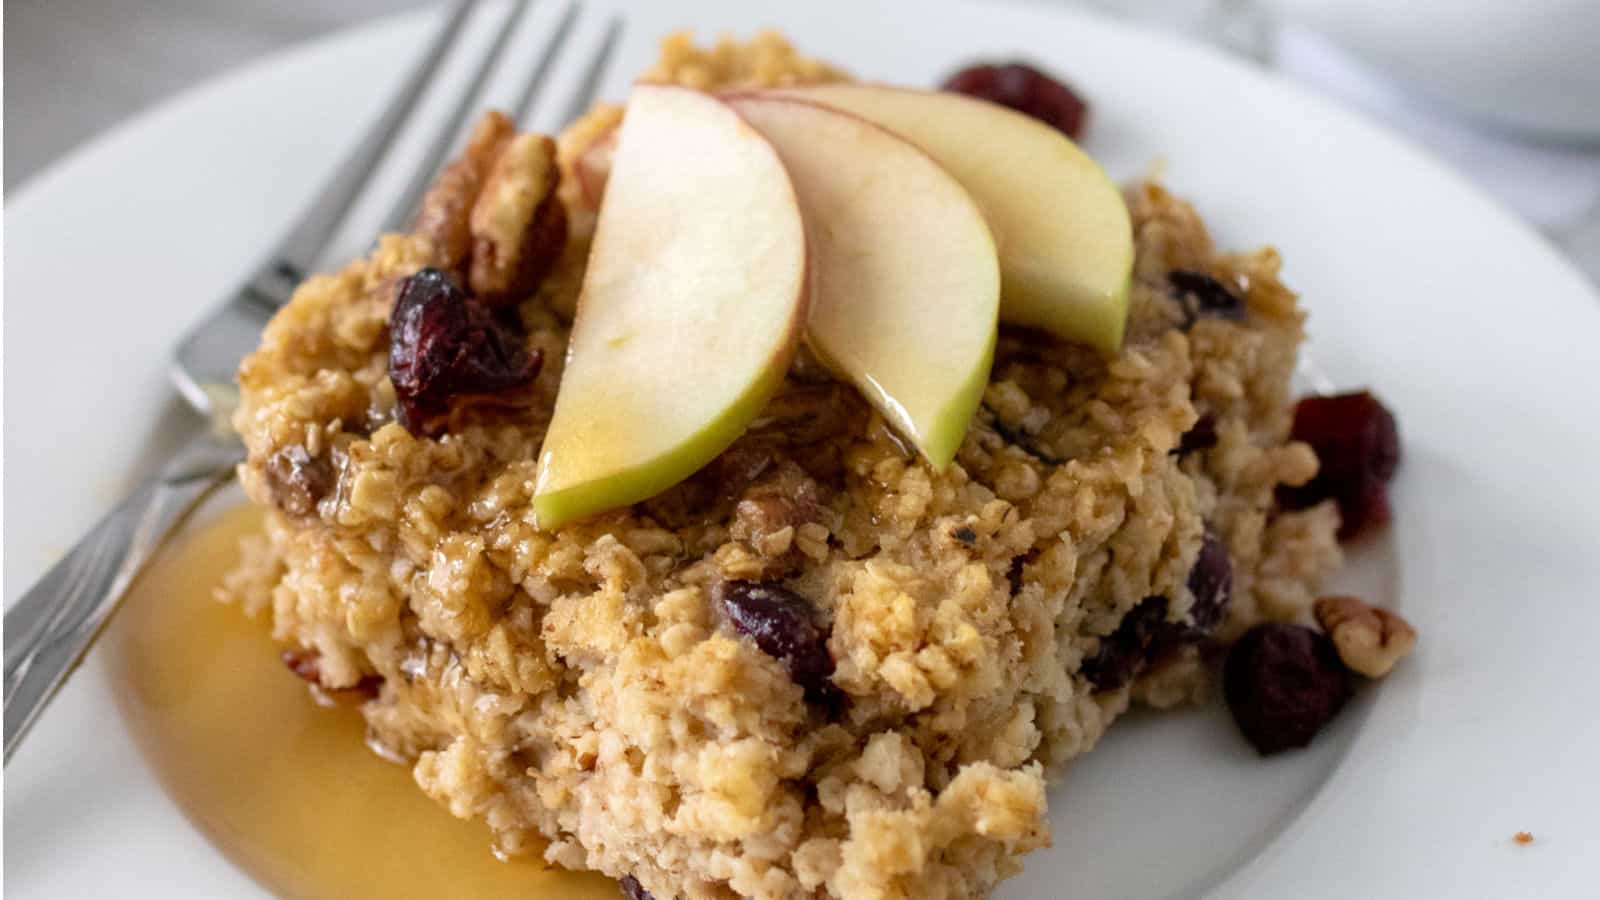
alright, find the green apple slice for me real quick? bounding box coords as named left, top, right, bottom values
left=533, top=85, right=809, bottom=528
left=766, top=83, right=1133, bottom=355
left=723, top=94, right=999, bottom=469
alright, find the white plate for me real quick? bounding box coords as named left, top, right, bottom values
left=6, top=1, right=1600, bottom=897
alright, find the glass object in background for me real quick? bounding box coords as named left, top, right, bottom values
left=1269, top=0, right=1600, bottom=143
left=1065, top=0, right=1600, bottom=284
left=1265, top=11, right=1600, bottom=283
left=1079, top=0, right=1275, bottom=61
left=1265, top=0, right=1600, bottom=282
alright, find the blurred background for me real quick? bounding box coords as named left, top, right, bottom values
left=6, top=0, right=1599, bottom=280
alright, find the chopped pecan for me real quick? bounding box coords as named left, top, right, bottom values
left=414, top=111, right=515, bottom=269
left=1313, top=596, right=1417, bottom=678
left=730, top=461, right=827, bottom=552
left=555, top=102, right=623, bottom=205
left=468, top=133, right=567, bottom=306
left=282, top=649, right=382, bottom=700
left=753, top=383, right=869, bottom=446
left=263, top=444, right=334, bottom=517
left=713, top=442, right=777, bottom=495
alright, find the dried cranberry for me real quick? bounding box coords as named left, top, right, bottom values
left=619, top=875, right=654, bottom=900
left=1224, top=623, right=1351, bottom=755
left=1174, top=414, right=1218, bottom=456
left=714, top=580, right=839, bottom=705
left=1169, top=270, right=1244, bottom=328
left=1183, top=526, right=1233, bottom=637
left=1338, top=477, right=1393, bottom=540
left=1080, top=596, right=1170, bottom=692
left=1081, top=525, right=1234, bottom=692
left=281, top=649, right=382, bottom=699
left=941, top=62, right=1089, bottom=139
left=1277, top=391, right=1401, bottom=540
left=388, top=267, right=541, bottom=435
left=263, top=444, right=334, bottom=517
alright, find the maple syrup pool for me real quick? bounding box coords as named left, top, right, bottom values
left=105, top=500, right=616, bottom=900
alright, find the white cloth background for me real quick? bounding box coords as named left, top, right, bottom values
left=6, top=0, right=1597, bottom=281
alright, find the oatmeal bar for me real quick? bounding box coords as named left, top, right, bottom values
left=228, top=33, right=1341, bottom=900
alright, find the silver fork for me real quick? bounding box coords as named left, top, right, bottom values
left=2, top=0, right=625, bottom=764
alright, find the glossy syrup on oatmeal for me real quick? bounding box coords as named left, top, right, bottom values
left=104, top=504, right=616, bottom=900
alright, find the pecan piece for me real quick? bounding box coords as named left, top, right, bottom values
left=263, top=444, right=334, bottom=517
left=1313, top=595, right=1417, bottom=678
left=730, top=461, right=826, bottom=552
left=414, top=111, right=516, bottom=269
left=282, top=649, right=382, bottom=700
left=468, top=133, right=567, bottom=306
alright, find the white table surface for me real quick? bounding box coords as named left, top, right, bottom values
left=4, top=0, right=428, bottom=189
left=6, top=0, right=1598, bottom=284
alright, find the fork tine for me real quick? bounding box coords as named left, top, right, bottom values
left=264, top=0, right=477, bottom=288
left=509, top=2, right=582, bottom=124
left=557, top=15, right=625, bottom=129
left=381, top=0, right=538, bottom=234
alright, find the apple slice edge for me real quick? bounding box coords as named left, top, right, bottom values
left=534, top=84, right=812, bottom=528
left=721, top=90, right=1001, bottom=469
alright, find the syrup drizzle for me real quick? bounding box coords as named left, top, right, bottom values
left=105, top=504, right=616, bottom=900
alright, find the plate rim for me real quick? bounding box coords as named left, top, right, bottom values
left=6, top=2, right=1599, bottom=899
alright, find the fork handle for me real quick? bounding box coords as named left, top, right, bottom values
left=3, top=434, right=244, bottom=764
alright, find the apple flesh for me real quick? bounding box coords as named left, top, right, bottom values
left=723, top=94, right=999, bottom=469
left=766, top=83, right=1133, bottom=356
left=533, top=84, right=809, bottom=528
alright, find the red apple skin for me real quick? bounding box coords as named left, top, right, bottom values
left=575, top=127, right=617, bottom=207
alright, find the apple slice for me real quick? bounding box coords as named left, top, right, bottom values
left=723, top=94, right=999, bottom=469
left=765, top=83, right=1133, bottom=355
left=533, top=85, right=808, bottom=528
